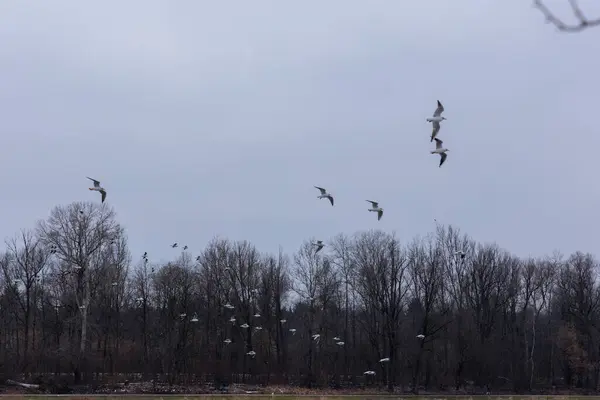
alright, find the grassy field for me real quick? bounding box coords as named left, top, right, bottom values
left=1, top=396, right=600, bottom=400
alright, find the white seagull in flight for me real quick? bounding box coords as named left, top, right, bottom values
left=87, top=177, right=107, bottom=203
left=314, top=186, right=334, bottom=206
left=427, top=100, right=446, bottom=142
left=431, top=138, right=449, bottom=168
left=366, top=200, right=383, bottom=221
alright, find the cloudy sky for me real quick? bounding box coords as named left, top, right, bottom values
left=0, top=0, right=599, bottom=265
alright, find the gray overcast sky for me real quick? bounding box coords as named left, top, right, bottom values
left=1, top=0, right=599, bottom=265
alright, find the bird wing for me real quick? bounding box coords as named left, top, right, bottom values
left=433, top=100, right=444, bottom=117
left=314, top=186, right=326, bottom=195
left=87, top=177, right=100, bottom=187
left=100, top=190, right=107, bottom=203
left=366, top=200, right=378, bottom=208
left=328, top=195, right=334, bottom=206
left=439, top=152, right=447, bottom=167
left=434, top=138, right=443, bottom=149
left=378, top=209, right=383, bottom=220
left=431, top=121, right=440, bottom=141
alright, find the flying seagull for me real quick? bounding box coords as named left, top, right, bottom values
left=366, top=200, right=384, bottom=221
left=336, top=341, right=345, bottom=346
left=312, top=240, right=325, bottom=254
left=289, top=328, right=297, bottom=335
left=379, top=357, right=390, bottom=363
left=280, top=319, right=287, bottom=324
left=427, top=100, right=446, bottom=142
left=364, top=371, right=376, bottom=376
left=431, top=138, right=449, bottom=167
left=333, top=337, right=341, bottom=341
left=314, top=186, right=334, bottom=206
left=87, top=177, right=107, bottom=203
left=240, top=323, right=250, bottom=329
left=416, top=334, right=425, bottom=339
left=224, top=338, right=232, bottom=344
left=246, top=350, right=256, bottom=357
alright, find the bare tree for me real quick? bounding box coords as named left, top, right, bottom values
left=525, top=259, right=555, bottom=389
left=293, top=239, right=340, bottom=386
left=36, top=201, right=121, bottom=382
left=131, top=257, right=153, bottom=375
left=437, top=225, right=474, bottom=389
left=330, top=233, right=357, bottom=378
left=263, top=250, right=291, bottom=378
left=407, top=235, right=449, bottom=392
left=3, top=229, right=50, bottom=371
left=352, top=231, right=408, bottom=391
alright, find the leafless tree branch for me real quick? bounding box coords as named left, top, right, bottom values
left=534, top=0, right=600, bottom=32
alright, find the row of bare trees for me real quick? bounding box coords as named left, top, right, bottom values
left=1, top=201, right=599, bottom=392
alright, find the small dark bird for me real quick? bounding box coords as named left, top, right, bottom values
left=142, top=252, right=148, bottom=259
left=455, top=250, right=466, bottom=260
left=183, top=245, right=188, bottom=250
left=171, top=243, right=178, bottom=248
left=312, top=240, right=325, bottom=254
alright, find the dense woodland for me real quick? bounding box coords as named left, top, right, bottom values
left=0, top=201, right=599, bottom=393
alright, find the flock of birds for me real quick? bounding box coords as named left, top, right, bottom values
left=80, top=100, right=452, bottom=376
left=428, top=100, right=450, bottom=168
left=83, top=100, right=449, bottom=207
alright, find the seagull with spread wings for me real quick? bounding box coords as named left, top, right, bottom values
left=87, top=177, right=107, bottom=203
left=431, top=138, right=449, bottom=167
left=427, top=100, right=446, bottom=142
left=366, top=200, right=384, bottom=221
left=314, top=186, right=334, bottom=206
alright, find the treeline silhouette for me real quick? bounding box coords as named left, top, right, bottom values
left=1, top=201, right=599, bottom=393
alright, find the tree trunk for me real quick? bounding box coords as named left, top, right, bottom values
left=78, top=268, right=90, bottom=383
